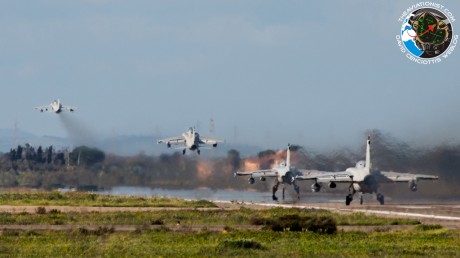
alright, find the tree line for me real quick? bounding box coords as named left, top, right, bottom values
left=0, top=130, right=459, bottom=198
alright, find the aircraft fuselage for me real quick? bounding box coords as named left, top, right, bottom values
left=183, top=130, right=201, bottom=151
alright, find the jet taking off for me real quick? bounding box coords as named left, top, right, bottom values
left=296, top=136, right=439, bottom=205
left=35, top=99, right=76, bottom=113
left=157, top=127, right=224, bottom=155
left=234, top=144, right=303, bottom=201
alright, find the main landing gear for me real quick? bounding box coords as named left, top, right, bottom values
left=345, top=194, right=353, bottom=206
left=272, top=183, right=279, bottom=201
left=273, top=182, right=300, bottom=201
left=345, top=192, right=385, bottom=205
left=345, top=184, right=356, bottom=206
left=376, top=193, right=384, bottom=205
left=294, top=184, right=300, bottom=200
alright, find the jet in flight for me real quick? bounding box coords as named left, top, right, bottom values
left=157, top=127, right=224, bottom=155
left=234, top=144, right=303, bottom=201
left=35, top=99, right=76, bottom=113
left=296, top=136, right=439, bottom=205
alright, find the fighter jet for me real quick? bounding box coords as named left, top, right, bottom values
left=296, top=136, right=439, bottom=205
left=234, top=144, right=303, bottom=201
left=157, top=127, right=224, bottom=155
left=34, top=99, right=76, bottom=113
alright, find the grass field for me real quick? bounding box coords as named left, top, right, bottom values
left=1, top=227, right=459, bottom=257
left=0, top=191, right=216, bottom=208
left=1, top=191, right=459, bottom=257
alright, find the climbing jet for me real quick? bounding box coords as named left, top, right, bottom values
left=35, top=99, right=76, bottom=113
left=157, top=127, right=224, bottom=155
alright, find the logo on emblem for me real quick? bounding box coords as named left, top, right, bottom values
left=396, top=3, right=457, bottom=64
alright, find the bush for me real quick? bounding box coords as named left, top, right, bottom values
left=73, top=226, right=115, bottom=236
left=256, top=214, right=337, bottom=234
left=305, top=216, right=337, bottom=234
left=416, top=224, right=443, bottom=231
left=218, top=239, right=264, bottom=250
left=150, top=219, right=164, bottom=225
left=35, top=207, right=46, bottom=214
left=49, top=209, right=61, bottom=214
left=2, top=229, right=19, bottom=237
left=249, top=215, right=268, bottom=226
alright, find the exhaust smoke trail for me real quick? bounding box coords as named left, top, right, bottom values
left=58, top=113, right=96, bottom=147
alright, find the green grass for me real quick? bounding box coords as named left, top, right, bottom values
left=0, top=208, right=419, bottom=227
left=0, top=191, right=458, bottom=256
left=1, top=228, right=459, bottom=257
left=333, top=211, right=421, bottom=226
left=0, top=191, right=217, bottom=208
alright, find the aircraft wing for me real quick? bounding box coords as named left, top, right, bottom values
left=34, top=105, right=50, bottom=112
left=378, top=171, right=439, bottom=182
left=296, top=169, right=354, bottom=183
left=62, top=105, right=77, bottom=112
left=157, top=136, right=186, bottom=145
left=234, top=169, right=278, bottom=178
left=199, top=136, right=225, bottom=145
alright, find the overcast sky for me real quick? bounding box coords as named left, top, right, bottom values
left=0, top=0, right=459, bottom=151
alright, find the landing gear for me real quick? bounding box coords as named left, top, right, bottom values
left=182, top=149, right=186, bottom=155
left=272, top=183, right=279, bottom=201
left=345, top=194, right=353, bottom=206
left=359, top=194, right=363, bottom=205
left=197, top=149, right=201, bottom=155
left=294, top=184, right=300, bottom=200
left=282, top=187, right=285, bottom=200
left=346, top=184, right=355, bottom=206
left=376, top=193, right=384, bottom=205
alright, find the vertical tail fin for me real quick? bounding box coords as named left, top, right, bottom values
left=286, top=144, right=291, bottom=168
left=365, top=135, right=371, bottom=174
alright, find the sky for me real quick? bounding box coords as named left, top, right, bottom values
left=0, top=0, right=459, bottom=151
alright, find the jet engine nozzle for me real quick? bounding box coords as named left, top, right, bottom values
left=311, top=182, right=321, bottom=192
left=409, top=180, right=417, bottom=192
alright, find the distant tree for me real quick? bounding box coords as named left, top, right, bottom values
left=47, top=146, right=53, bottom=164
left=36, top=146, right=44, bottom=163
left=54, top=152, right=65, bottom=166
left=17, top=171, right=41, bottom=188
left=16, top=145, right=23, bottom=160
left=0, top=171, right=17, bottom=187
left=9, top=149, right=17, bottom=161
left=70, top=146, right=105, bottom=166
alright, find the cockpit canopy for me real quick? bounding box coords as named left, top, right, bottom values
left=356, top=160, right=365, bottom=168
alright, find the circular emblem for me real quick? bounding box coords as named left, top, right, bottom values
left=401, top=8, right=453, bottom=58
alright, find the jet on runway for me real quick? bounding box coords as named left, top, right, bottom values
left=296, top=136, right=439, bottom=205
left=234, top=144, right=303, bottom=201
left=35, top=99, right=76, bottom=113
left=157, top=127, right=224, bottom=155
